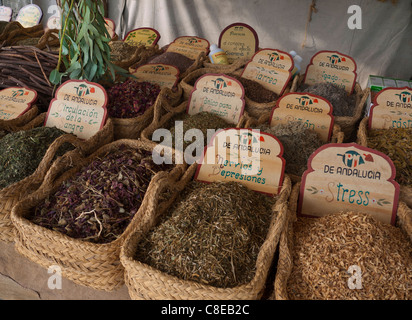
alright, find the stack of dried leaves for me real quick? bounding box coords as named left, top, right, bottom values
left=255, top=122, right=323, bottom=176
left=367, top=128, right=412, bottom=186
left=135, top=180, right=277, bottom=288
left=287, top=212, right=412, bottom=300
left=30, top=145, right=171, bottom=244
left=0, top=127, right=72, bottom=190
left=169, top=111, right=232, bottom=150
left=106, top=79, right=161, bottom=118
left=299, top=83, right=356, bottom=117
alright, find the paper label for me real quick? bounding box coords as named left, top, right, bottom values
left=219, top=23, right=259, bottom=64
left=44, top=80, right=108, bottom=140
left=16, top=4, right=42, bottom=28
left=298, top=143, right=399, bottom=225
left=304, top=51, right=357, bottom=94
left=195, top=128, right=285, bottom=196
left=0, top=87, right=37, bottom=120
left=241, top=49, right=294, bottom=95
left=369, top=87, right=412, bottom=130
left=124, top=27, right=160, bottom=47
left=0, top=6, right=12, bottom=22
left=187, top=74, right=245, bottom=124
left=105, top=18, right=116, bottom=39
left=129, top=63, right=179, bottom=89
left=166, top=36, right=210, bottom=60
left=270, top=93, right=334, bottom=142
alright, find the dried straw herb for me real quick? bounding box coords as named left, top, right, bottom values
left=106, top=79, right=161, bottom=118
left=255, top=122, right=323, bottom=176
left=367, top=128, right=412, bottom=186
left=135, top=180, right=278, bottom=288
left=29, top=145, right=171, bottom=244
left=299, top=82, right=356, bottom=117
left=287, top=212, right=412, bottom=300
left=0, top=127, right=72, bottom=190
left=109, top=41, right=138, bottom=62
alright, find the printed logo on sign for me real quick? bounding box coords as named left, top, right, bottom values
left=268, top=52, right=284, bottom=62
left=396, top=91, right=412, bottom=103
left=75, top=84, right=95, bottom=97
left=337, top=151, right=374, bottom=168
left=188, top=37, right=201, bottom=44
left=153, top=65, right=166, bottom=72
left=237, top=131, right=265, bottom=146
left=327, top=54, right=346, bottom=65
left=297, top=95, right=319, bottom=106
left=12, top=89, right=29, bottom=97
left=211, top=78, right=232, bottom=90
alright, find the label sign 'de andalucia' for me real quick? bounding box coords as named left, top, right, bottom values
left=0, top=87, right=37, bottom=120
left=298, top=143, right=400, bottom=225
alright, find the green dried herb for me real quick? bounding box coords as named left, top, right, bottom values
left=0, top=127, right=72, bottom=190
left=135, top=180, right=277, bottom=288
left=367, top=128, right=412, bottom=186
left=255, top=122, right=323, bottom=176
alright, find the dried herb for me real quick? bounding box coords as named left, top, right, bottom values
left=367, top=128, right=412, bottom=186
left=287, top=212, right=412, bottom=300
left=30, top=145, right=171, bottom=244
left=255, top=122, right=323, bottom=176
left=299, top=82, right=356, bottom=117
left=228, top=73, right=279, bottom=103
left=106, top=79, right=161, bottom=118
left=109, top=41, right=138, bottom=62
left=148, top=52, right=195, bottom=75
left=169, top=111, right=232, bottom=150
left=0, top=127, right=72, bottom=190
left=135, top=180, right=278, bottom=288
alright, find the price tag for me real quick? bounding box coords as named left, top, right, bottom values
left=45, top=80, right=108, bottom=140
left=0, top=6, right=12, bottom=22
left=195, top=128, right=285, bottom=196
left=219, top=23, right=259, bottom=64
left=304, top=51, right=357, bottom=94
left=124, top=27, right=160, bottom=47
left=241, top=49, right=294, bottom=95
left=187, top=74, right=245, bottom=124
left=16, top=4, right=43, bottom=28
left=298, top=143, right=400, bottom=225
left=270, top=93, right=334, bottom=142
left=166, top=36, right=210, bottom=60
left=130, top=63, right=179, bottom=90
left=369, top=87, right=412, bottom=130
left=0, top=87, right=37, bottom=120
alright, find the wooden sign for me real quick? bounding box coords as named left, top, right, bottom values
left=304, top=51, right=357, bottom=94
left=0, top=87, right=37, bottom=120
left=269, top=93, right=334, bottom=142
left=195, top=128, right=286, bottom=196
left=129, top=64, right=179, bottom=90
left=369, top=87, right=412, bottom=130
left=219, top=23, right=259, bottom=64
left=298, top=143, right=400, bottom=225
left=124, top=27, right=160, bottom=47
left=105, top=18, right=116, bottom=40
left=241, top=49, right=294, bottom=96
left=45, top=80, right=108, bottom=140
left=16, top=4, right=42, bottom=28
left=166, top=36, right=210, bottom=60
left=0, top=6, right=12, bottom=22
left=187, top=74, right=245, bottom=124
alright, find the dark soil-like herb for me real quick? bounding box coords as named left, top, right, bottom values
left=148, top=52, right=195, bottom=75
left=255, top=122, right=323, bottom=176
left=29, top=145, right=171, bottom=244
left=299, top=82, right=356, bottom=117
left=135, top=180, right=277, bottom=288
left=0, top=127, right=73, bottom=190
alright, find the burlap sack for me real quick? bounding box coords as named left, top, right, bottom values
left=357, top=117, right=412, bottom=209
left=11, top=139, right=186, bottom=291
left=0, top=22, right=44, bottom=46
left=120, top=163, right=292, bottom=300
left=271, top=182, right=412, bottom=300
left=0, top=106, right=40, bottom=133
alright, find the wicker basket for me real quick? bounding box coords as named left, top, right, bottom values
left=357, top=117, right=412, bottom=209
left=0, top=119, right=114, bottom=243
left=120, top=163, right=292, bottom=300
left=11, top=139, right=186, bottom=291
left=291, top=74, right=369, bottom=142
left=271, top=182, right=412, bottom=300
